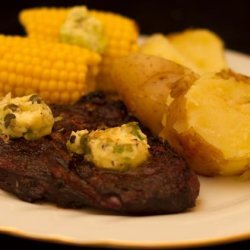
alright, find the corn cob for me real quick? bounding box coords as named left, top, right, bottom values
left=19, top=7, right=139, bottom=91
left=0, top=35, right=101, bottom=104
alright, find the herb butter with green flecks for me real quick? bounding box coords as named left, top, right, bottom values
left=0, top=94, right=54, bottom=140
left=67, top=122, right=150, bottom=171
left=60, top=6, right=106, bottom=53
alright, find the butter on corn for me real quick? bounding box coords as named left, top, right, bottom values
left=0, top=35, right=101, bottom=104
left=60, top=6, right=107, bottom=53
left=19, top=6, right=139, bottom=92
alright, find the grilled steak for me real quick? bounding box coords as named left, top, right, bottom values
left=0, top=92, right=199, bottom=214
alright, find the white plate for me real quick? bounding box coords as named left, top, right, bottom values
left=0, top=50, right=250, bottom=248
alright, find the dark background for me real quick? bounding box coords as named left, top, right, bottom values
left=0, top=0, right=250, bottom=54
left=0, top=0, right=250, bottom=249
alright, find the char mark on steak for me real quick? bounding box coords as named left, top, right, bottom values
left=0, top=92, right=199, bottom=215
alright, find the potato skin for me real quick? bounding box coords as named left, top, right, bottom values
left=107, top=53, right=250, bottom=177
left=108, top=53, right=197, bottom=135
left=161, top=95, right=222, bottom=176
left=161, top=70, right=250, bottom=176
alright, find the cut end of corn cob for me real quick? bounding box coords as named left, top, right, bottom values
left=91, top=10, right=139, bottom=91
left=19, top=6, right=139, bottom=92
left=0, top=35, right=101, bottom=104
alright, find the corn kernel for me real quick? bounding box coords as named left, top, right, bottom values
left=25, top=88, right=34, bottom=95
left=14, top=87, right=25, bottom=96
left=23, top=77, right=32, bottom=88
left=60, top=92, right=70, bottom=103
left=15, top=75, right=24, bottom=86
left=0, top=71, right=8, bottom=83
left=32, top=66, right=43, bottom=78
left=42, top=69, right=50, bottom=80
left=50, top=92, right=60, bottom=102
left=0, top=35, right=100, bottom=103
left=19, top=7, right=139, bottom=92
left=40, top=91, right=50, bottom=100
left=53, top=61, right=64, bottom=69
left=71, top=91, right=81, bottom=102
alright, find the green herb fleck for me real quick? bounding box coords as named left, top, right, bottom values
left=129, top=123, right=145, bottom=141
left=4, top=113, right=16, bottom=128
left=29, top=94, right=42, bottom=104
left=4, top=103, right=19, bottom=112
left=69, top=135, right=76, bottom=144
left=113, top=144, right=133, bottom=154
left=113, top=144, right=125, bottom=153
left=122, top=157, right=132, bottom=169
left=24, top=129, right=35, bottom=140
left=80, top=135, right=90, bottom=154
left=124, top=144, right=133, bottom=152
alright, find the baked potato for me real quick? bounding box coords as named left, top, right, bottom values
left=160, top=70, right=250, bottom=176
left=139, top=29, right=227, bottom=74
left=107, top=53, right=197, bottom=135
left=139, top=34, right=200, bottom=73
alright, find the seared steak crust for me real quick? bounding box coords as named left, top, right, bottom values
left=0, top=92, right=199, bottom=214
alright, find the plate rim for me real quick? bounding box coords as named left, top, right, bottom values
left=0, top=226, right=249, bottom=249
left=0, top=49, right=250, bottom=248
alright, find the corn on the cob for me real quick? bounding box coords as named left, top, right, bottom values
left=19, top=7, right=139, bottom=91
left=0, top=35, right=101, bottom=104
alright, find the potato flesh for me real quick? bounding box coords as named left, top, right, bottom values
left=107, top=51, right=249, bottom=176
left=168, top=29, right=227, bottom=73
left=139, top=34, right=200, bottom=73
left=108, top=53, right=197, bottom=135
left=167, top=74, right=250, bottom=176
left=139, top=29, right=227, bottom=75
